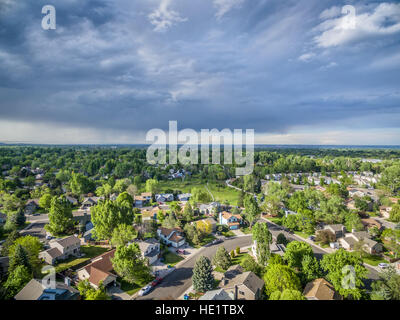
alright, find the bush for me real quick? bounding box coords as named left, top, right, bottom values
left=315, top=230, right=335, bottom=245
left=236, top=247, right=240, bottom=255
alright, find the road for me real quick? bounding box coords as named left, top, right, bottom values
left=20, top=222, right=47, bottom=241
left=135, top=235, right=253, bottom=300
left=373, top=216, right=397, bottom=229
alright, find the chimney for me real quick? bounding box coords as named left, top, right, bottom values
left=64, top=276, right=71, bottom=286
left=234, top=285, right=238, bottom=300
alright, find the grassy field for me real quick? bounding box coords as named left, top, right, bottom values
left=162, top=250, right=184, bottom=266
left=55, top=245, right=109, bottom=272
left=119, top=278, right=149, bottom=296
left=157, top=179, right=241, bottom=205
left=359, top=254, right=387, bottom=266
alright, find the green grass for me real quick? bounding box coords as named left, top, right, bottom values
left=359, top=254, right=387, bottom=266
left=268, top=217, right=282, bottom=225
left=294, top=231, right=313, bottom=239
left=119, top=279, right=145, bottom=296
left=162, top=250, right=184, bottom=266
left=54, top=245, right=109, bottom=272
left=231, top=252, right=250, bottom=265
left=241, top=227, right=253, bottom=234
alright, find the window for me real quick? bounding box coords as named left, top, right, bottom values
left=239, top=291, right=245, bottom=295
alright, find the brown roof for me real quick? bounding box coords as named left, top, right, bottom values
left=303, top=278, right=341, bottom=300
left=141, top=192, right=152, bottom=197
left=361, top=218, right=382, bottom=229
left=43, top=247, right=62, bottom=259
left=169, top=233, right=183, bottom=243
left=82, top=249, right=116, bottom=286
left=159, top=227, right=181, bottom=237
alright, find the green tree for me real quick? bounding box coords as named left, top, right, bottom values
left=111, top=224, right=137, bottom=247
left=191, top=187, right=212, bottom=204
left=9, top=244, right=31, bottom=273
left=240, top=255, right=263, bottom=277
left=380, top=164, right=400, bottom=194
left=0, top=230, right=20, bottom=256
left=284, top=241, right=314, bottom=269
left=370, top=266, right=400, bottom=300
left=9, top=235, right=43, bottom=271
left=46, top=196, right=74, bottom=236
left=263, top=264, right=301, bottom=296
left=69, top=172, right=95, bottom=196
left=269, top=289, right=305, bottom=300
left=320, top=249, right=368, bottom=299
left=4, top=265, right=32, bottom=299
left=145, top=179, right=160, bottom=194
left=389, top=204, right=400, bottom=223
left=182, top=202, right=194, bottom=222
left=91, top=200, right=134, bottom=240
left=39, top=193, right=52, bottom=210
left=192, top=256, right=214, bottom=293
left=212, top=246, right=231, bottom=271
left=301, top=255, right=321, bottom=283
left=252, top=222, right=272, bottom=266
left=77, top=279, right=111, bottom=300
left=244, top=194, right=260, bottom=228
left=111, top=244, right=152, bottom=284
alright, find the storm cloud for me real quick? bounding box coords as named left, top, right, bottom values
left=0, top=0, right=399, bottom=144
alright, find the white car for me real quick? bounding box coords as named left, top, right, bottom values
left=378, top=263, right=389, bottom=269
left=138, top=285, right=152, bottom=296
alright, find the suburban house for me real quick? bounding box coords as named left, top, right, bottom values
left=155, top=193, right=174, bottom=203
left=77, top=249, right=117, bottom=289
left=323, top=224, right=346, bottom=240
left=219, top=211, right=242, bottom=230
left=199, top=289, right=233, bottom=300
left=177, top=193, right=191, bottom=202
left=80, top=197, right=100, bottom=209
left=339, top=231, right=383, bottom=255
left=25, top=199, right=39, bottom=214
left=379, top=206, right=392, bottom=219
left=157, top=227, right=185, bottom=248
left=39, top=236, right=81, bottom=265
left=199, top=202, right=221, bottom=216
left=15, top=279, right=79, bottom=300
left=136, top=238, right=160, bottom=265
left=361, top=218, right=382, bottom=231
left=195, top=218, right=217, bottom=234
left=219, top=265, right=264, bottom=300
left=303, top=278, right=342, bottom=300
left=134, top=193, right=152, bottom=207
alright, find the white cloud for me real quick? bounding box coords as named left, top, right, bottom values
left=148, top=0, right=187, bottom=32
left=314, top=3, right=400, bottom=48
left=298, top=52, right=315, bottom=62
left=213, top=0, right=245, bottom=20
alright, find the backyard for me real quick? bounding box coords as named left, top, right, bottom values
left=162, top=250, right=184, bottom=266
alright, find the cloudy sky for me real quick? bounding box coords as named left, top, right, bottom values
left=0, top=0, right=399, bottom=145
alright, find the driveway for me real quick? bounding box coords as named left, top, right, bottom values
left=20, top=222, right=47, bottom=242
left=135, top=235, right=253, bottom=300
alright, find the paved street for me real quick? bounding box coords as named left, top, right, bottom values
left=20, top=222, right=47, bottom=242
left=135, top=235, right=253, bottom=300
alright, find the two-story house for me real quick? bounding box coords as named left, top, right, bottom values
left=134, top=193, right=152, bottom=207
left=219, top=211, right=242, bottom=230
left=39, top=236, right=81, bottom=265
left=177, top=193, right=191, bottom=202
left=157, top=227, right=185, bottom=248
left=155, top=194, right=174, bottom=203
left=136, top=238, right=160, bottom=265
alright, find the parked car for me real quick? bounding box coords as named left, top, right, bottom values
left=308, top=236, right=315, bottom=242
left=151, top=277, right=163, bottom=287
left=212, top=239, right=223, bottom=245
left=176, top=249, right=186, bottom=254
left=138, top=285, right=152, bottom=296
left=378, top=263, right=389, bottom=269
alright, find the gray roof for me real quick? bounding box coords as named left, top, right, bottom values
left=14, top=279, right=79, bottom=300
left=41, top=247, right=62, bottom=259
left=55, top=236, right=80, bottom=248
left=199, top=289, right=233, bottom=300
left=221, top=270, right=264, bottom=294
left=325, top=224, right=345, bottom=232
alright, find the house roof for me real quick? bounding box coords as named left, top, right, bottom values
left=303, top=278, right=341, bottom=300
left=221, top=211, right=242, bottom=220
left=26, top=199, right=40, bottom=206
left=199, top=289, right=233, bottom=300
left=169, top=233, right=184, bottom=243
left=42, top=247, right=63, bottom=259
left=325, top=224, right=345, bottom=232
left=54, top=236, right=80, bottom=249
left=221, top=270, right=264, bottom=295
left=158, top=227, right=181, bottom=238
left=14, top=279, right=79, bottom=300
left=80, top=249, right=116, bottom=286
left=361, top=218, right=382, bottom=229
left=141, top=192, right=152, bottom=197
left=136, top=238, right=159, bottom=253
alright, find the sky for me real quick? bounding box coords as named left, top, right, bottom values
left=0, top=0, right=399, bottom=145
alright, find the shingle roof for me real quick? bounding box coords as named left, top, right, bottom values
left=303, top=278, right=341, bottom=300
left=221, top=269, right=264, bottom=294
left=56, top=235, right=81, bottom=248
left=80, top=249, right=116, bottom=286
left=43, top=247, right=63, bottom=259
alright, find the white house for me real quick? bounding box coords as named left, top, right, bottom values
left=157, top=227, right=185, bottom=248
left=135, top=238, right=160, bottom=265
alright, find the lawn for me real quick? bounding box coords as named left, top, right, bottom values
left=119, top=278, right=148, bottom=296
left=359, top=254, right=387, bottom=266
left=241, top=227, right=253, bottom=235
left=55, top=245, right=109, bottom=272
left=231, top=252, right=250, bottom=265
left=222, top=230, right=236, bottom=238
left=162, top=250, right=184, bottom=266
left=294, top=231, right=313, bottom=239
left=267, top=217, right=282, bottom=225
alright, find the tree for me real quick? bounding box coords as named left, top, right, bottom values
left=39, top=193, right=52, bottom=210
left=126, top=184, right=138, bottom=198
left=212, top=246, right=231, bottom=271
left=282, top=214, right=299, bottom=231
left=276, top=233, right=288, bottom=246
left=240, top=255, right=263, bottom=277
left=269, top=289, right=305, bottom=300
left=111, top=224, right=137, bottom=247
left=315, top=230, right=336, bottom=245
left=192, top=256, right=214, bottom=293
left=191, top=187, right=212, bottom=204
left=283, top=241, right=314, bottom=269
left=91, top=200, right=134, bottom=240
left=95, top=184, right=112, bottom=198
left=9, top=244, right=31, bottom=273
left=182, top=202, right=194, bottom=222
left=370, top=266, right=400, bottom=300
left=145, top=179, right=159, bottom=194
left=0, top=230, right=20, bottom=256
left=111, top=244, right=152, bottom=284
left=162, top=213, right=180, bottom=229
left=77, top=279, right=110, bottom=300
left=252, top=222, right=272, bottom=266
left=389, top=204, right=400, bottom=223
left=69, top=172, right=95, bottom=196
left=301, top=255, right=321, bottom=283
left=46, top=196, right=74, bottom=236
left=4, top=265, right=32, bottom=299
left=9, top=235, right=43, bottom=270
left=244, top=194, right=260, bottom=228
left=320, top=249, right=368, bottom=299
left=263, top=264, right=301, bottom=296
left=157, top=210, right=165, bottom=223
left=380, top=164, right=400, bottom=194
